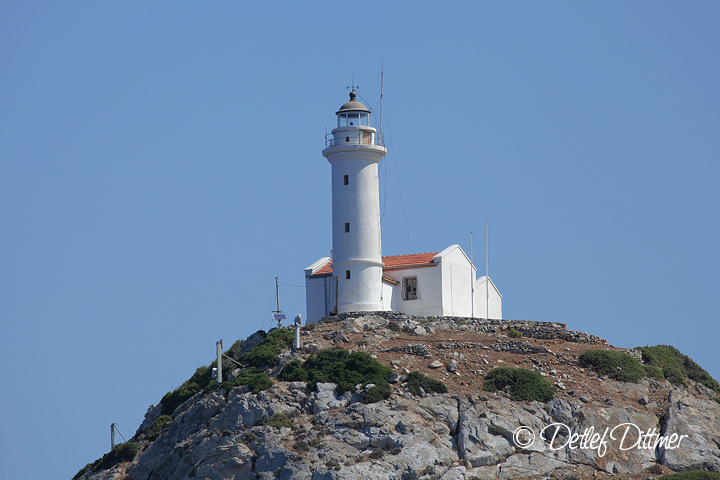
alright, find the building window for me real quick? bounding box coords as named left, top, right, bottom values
left=402, top=276, right=418, bottom=300
left=344, top=222, right=350, bottom=233
left=345, top=270, right=351, bottom=279
left=343, top=174, right=349, bottom=185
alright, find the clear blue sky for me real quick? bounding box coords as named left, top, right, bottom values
left=1, top=2, right=718, bottom=478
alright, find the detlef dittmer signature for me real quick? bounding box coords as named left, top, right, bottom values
left=513, top=423, right=687, bottom=457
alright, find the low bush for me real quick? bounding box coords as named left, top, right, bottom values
left=160, top=365, right=211, bottom=415
left=144, top=415, right=173, bottom=441
left=406, top=371, right=448, bottom=396
left=278, top=360, right=308, bottom=382
left=638, top=345, right=720, bottom=393
left=239, top=328, right=295, bottom=368
left=98, top=442, right=139, bottom=470
left=483, top=367, right=556, bottom=402
left=508, top=328, right=523, bottom=338
left=260, top=412, right=294, bottom=429
left=362, top=383, right=391, bottom=404
left=387, top=321, right=402, bottom=332
left=241, top=431, right=257, bottom=444
left=74, top=442, right=140, bottom=478
left=487, top=424, right=504, bottom=436
left=644, top=365, right=665, bottom=381
left=232, top=368, right=273, bottom=393
left=278, top=349, right=392, bottom=401
left=72, top=463, right=94, bottom=480
left=160, top=331, right=287, bottom=416
left=578, top=349, right=646, bottom=383
left=368, top=449, right=384, bottom=459
left=659, top=471, right=720, bottom=480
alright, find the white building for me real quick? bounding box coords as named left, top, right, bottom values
left=305, top=90, right=502, bottom=323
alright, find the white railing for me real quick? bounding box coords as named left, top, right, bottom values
left=325, top=132, right=384, bottom=148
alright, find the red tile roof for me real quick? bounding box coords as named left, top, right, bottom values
left=382, top=275, right=399, bottom=285
left=310, top=252, right=439, bottom=276
left=383, top=252, right=439, bottom=268
left=313, top=261, right=333, bottom=275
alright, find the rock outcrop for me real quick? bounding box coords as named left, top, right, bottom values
left=76, top=314, right=720, bottom=480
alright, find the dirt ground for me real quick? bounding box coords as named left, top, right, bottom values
left=295, top=317, right=686, bottom=479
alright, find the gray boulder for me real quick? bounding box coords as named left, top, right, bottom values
left=135, top=402, right=163, bottom=437
left=660, top=388, right=720, bottom=472
left=457, top=406, right=514, bottom=467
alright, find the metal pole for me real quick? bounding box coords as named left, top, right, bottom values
left=111, top=423, right=116, bottom=450
left=379, top=65, right=384, bottom=139
left=470, top=231, right=474, bottom=318
left=275, top=277, right=280, bottom=313
left=486, top=221, right=489, bottom=320
left=294, top=315, right=302, bottom=350
left=216, top=340, right=223, bottom=384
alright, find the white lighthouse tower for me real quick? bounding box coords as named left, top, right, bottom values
left=322, top=90, right=387, bottom=313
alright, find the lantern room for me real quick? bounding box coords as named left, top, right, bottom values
left=336, top=90, right=371, bottom=127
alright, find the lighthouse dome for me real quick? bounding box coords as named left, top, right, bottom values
left=336, top=90, right=370, bottom=115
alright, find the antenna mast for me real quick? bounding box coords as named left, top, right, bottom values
left=486, top=221, right=489, bottom=320
left=470, top=231, right=474, bottom=318
left=272, top=277, right=286, bottom=328
left=379, top=63, right=384, bottom=140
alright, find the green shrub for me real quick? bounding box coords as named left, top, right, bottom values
left=483, top=367, right=556, bottom=402
left=160, top=365, right=209, bottom=415
left=203, top=379, right=219, bottom=394
left=578, top=350, right=646, bottom=383
left=230, top=367, right=273, bottom=393
left=144, top=415, right=173, bottom=441
left=278, top=360, right=308, bottom=382
left=659, top=471, right=720, bottom=480
left=239, top=328, right=295, bottom=368
left=638, top=345, right=720, bottom=393
left=487, top=424, right=503, bottom=436
left=72, top=463, right=94, bottom=480
left=81, top=442, right=140, bottom=474
left=369, top=449, right=384, bottom=459
left=227, top=339, right=244, bottom=356
left=387, top=322, right=402, bottom=332
left=160, top=331, right=288, bottom=416
left=713, top=397, right=720, bottom=405
left=306, top=349, right=391, bottom=394
left=406, top=370, right=448, bottom=396
left=644, top=365, right=665, bottom=380
left=278, top=349, right=392, bottom=398
left=508, top=328, right=523, bottom=338
left=260, top=412, right=294, bottom=429
left=362, top=383, right=391, bottom=404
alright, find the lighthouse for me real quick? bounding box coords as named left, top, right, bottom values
left=322, top=90, right=387, bottom=313
left=305, top=88, right=502, bottom=323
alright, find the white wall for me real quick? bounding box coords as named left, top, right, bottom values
left=384, top=264, right=443, bottom=316
left=437, top=245, right=475, bottom=317
left=304, top=257, right=337, bottom=323
left=305, top=245, right=502, bottom=321
left=324, top=126, right=386, bottom=313
left=474, top=276, right=503, bottom=320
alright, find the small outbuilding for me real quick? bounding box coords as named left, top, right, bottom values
left=304, top=245, right=501, bottom=323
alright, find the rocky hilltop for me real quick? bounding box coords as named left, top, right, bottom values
left=75, top=313, right=720, bottom=480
